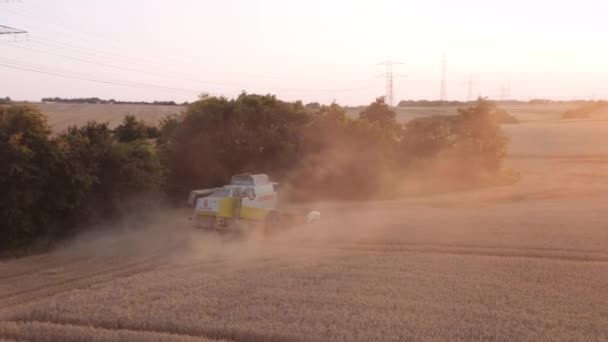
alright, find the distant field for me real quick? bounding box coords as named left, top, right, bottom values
left=5, top=101, right=607, bottom=133
left=1, top=103, right=608, bottom=341
left=347, top=102, right=599, bottom=123
left=16, top=102, right=185, bottom=133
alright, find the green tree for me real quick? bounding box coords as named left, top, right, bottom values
left=401, top=115, right=456, bottom=161
left=162, top=93, right=310, bottom=200
left=286, top=102, right=400, bottom=199
left=359, top=97, right=402, bottom=137
left=400, top=99, right=508, bottom=173
left=452, top=99, right=508, bottom=172
left=305, top=102, right=321, bottom=110
left=156, top=113, right=182, bottom=147
left=59, top=121, right=162, bottom=220
left=0, top=106, right=71, bottom=252
left=114, top=114, right=150, bottom=142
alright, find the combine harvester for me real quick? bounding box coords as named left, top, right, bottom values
left=188, top=174, right=320, bottom=233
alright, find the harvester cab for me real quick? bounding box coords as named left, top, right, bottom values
left=188, top=174, right=319, bottom=231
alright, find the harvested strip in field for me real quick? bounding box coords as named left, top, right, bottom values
left=0, top=320, right=226, bottom=342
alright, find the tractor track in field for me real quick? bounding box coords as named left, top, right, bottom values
left=0, top=255, right=135, bottom=293
left=0, top=255, right=98, bottom=282
left=0, top=260, right=163, bottom=318
left=0, top=320, right=221, bottom=342
left=0, top=256, right=161, bottom=300
left=326, top=241, right=608, bottom=263
left=0, top=320, right=202, bottom=342
left=0, top=319, right=304, bottom=342
left=0, top=254, right=171, bottom=317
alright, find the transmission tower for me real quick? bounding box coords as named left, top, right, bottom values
left=465, top=74, right=478, bottom=102
left=1, top=1, right=28, bottom=40
left=440, top=52, right=447, bottom=102
left=0, top=25, right=27, bottom=39
left=377, top=60, right=403, bottom=106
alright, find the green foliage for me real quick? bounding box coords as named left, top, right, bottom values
left=305, top=102, right=321, bottom=110
left=284, top=103, right=399, bottom=199
left=0, top=106, right=69, bottom=251
left=114, top=114, right=151, bottom=142
left=401, top=115, right=457, bottom=160
left=162, top=93, right=309, bottom=200
left=163, top=95, right=509, bottom=201
left=1, top=106, right=163, bottom=255
left=401, top=99, right=509, bottom=172
left=59, top=121, right=162, bottom=220
left=358, top=97, right=402, bottom=137
left=453, top=99, right=509, bottom=171
left=156, top=113, right=182, bottom=146
left=94, top=139, right=162, bottom=216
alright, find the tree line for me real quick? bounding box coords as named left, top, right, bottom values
left=1, top=94, right=509, bottom=256
left=41, top=97, right=183, bottom=106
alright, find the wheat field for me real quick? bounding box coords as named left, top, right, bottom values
left=1, top=104, right=607, bottom=341
left=22, top=102, right=185, bottom=132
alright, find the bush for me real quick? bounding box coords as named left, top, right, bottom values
left=401, top=115, right=456, bottom=161
left=114, top=114, right=154, bottom=142
left=59, top=121, right=162, bottom=221
left=0, top=106, right=72, bottom=252
left=161, top=93, right=310, bottom=200
left=401, top=99, right=509, bottom=173
left=452, top=100, right=509, bottom=172
left=287, top=103, right=399, bottom=199
left=359, top=97, right=402, bottom=138
left=1, top=106, right=163, bottom=255
left=163, top=96, right=510, bottom=201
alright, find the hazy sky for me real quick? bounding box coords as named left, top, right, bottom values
left=0, top=0, right=606, bottom=104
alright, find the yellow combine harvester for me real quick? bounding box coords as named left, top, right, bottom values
left=188, top=174, right=319, bottom=231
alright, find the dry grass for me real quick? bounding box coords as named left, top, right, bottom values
left=1, top=105, right=608, bottom=341
left=21, top=102, right=185, bottom=133
left=346, top=102, right=584, bottom=124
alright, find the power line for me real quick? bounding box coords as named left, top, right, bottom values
left=0, top=59, right=204, bottom=95
left=3, top=42, right=246, bottom=88
left=0, top=24, right=27, bottom=42
left=1, top=1, right=28, bottom=39
left=464, top=74, right=478, bottom=101
left=440, top=52, right=447, bottom=102
left=0, top=56, right=375, bottom=99
left=0, top=24, right=26, bottom=35
left=1, top=3, right=377, bottom=98
left=500, top=80, right=511, bottom=100
left=1, top=5, right=286, bottom=80
left=5, top=42, right=375, bottom=94
left=377, top=60, right=404, bottom=106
